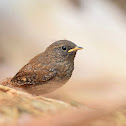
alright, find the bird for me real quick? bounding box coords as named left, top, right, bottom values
left=11, top=40, right=83, bottom=95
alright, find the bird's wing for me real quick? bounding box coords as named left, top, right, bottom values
left=11, top=63, right=57, bottom=86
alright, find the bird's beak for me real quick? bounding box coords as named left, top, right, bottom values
left=68, top=46, right=83, bottom=52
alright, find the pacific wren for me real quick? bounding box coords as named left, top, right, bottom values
left=11, top=40, right=83, bottom=95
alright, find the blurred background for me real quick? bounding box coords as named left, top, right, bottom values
left=1, top=0, right=126, bottom=120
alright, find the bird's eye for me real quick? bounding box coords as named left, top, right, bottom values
left=62, top=46, right=67, bottom=51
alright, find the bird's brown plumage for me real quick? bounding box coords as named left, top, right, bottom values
left=11, top=40, right=83, bottom=95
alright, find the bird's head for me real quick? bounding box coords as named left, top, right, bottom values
left=45, top=40, right=83, bottom=62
